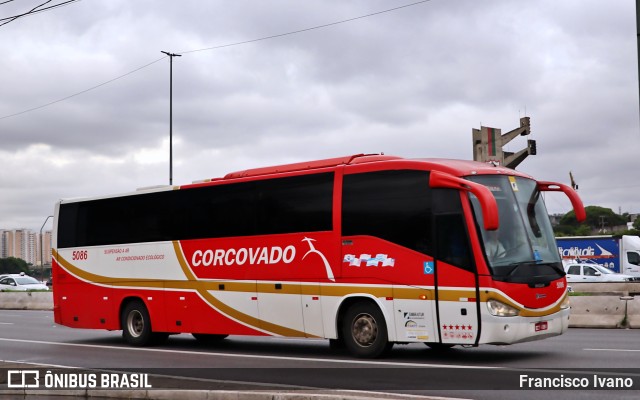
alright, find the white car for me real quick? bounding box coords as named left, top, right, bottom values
left=564, top=263, right=636, bottom=283
left=0, top=273, right=49, bottom=291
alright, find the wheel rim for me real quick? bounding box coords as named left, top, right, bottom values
left=351, top=312, right=378, bottom=347
left=127, top=310, right=144, bottom=338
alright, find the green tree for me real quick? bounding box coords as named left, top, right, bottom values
left=555, top=206, right=627, bottom=236
left=0, top=257, right=30, bottom=274
left=559, top=206, right=626, bottom=228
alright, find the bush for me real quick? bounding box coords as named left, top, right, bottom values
left=0, top=257, right=30, bottom=275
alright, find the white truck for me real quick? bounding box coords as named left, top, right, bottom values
left=556, top=235, right=640, bottom=277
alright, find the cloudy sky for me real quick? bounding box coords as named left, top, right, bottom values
left=1, top=0, right=639, bottom=231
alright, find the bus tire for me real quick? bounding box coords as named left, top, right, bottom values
left=192, top=333, right=228, bottom=344
left=121, top=300, right=153, bottom=346
left=341, top=301, right=391, bottom=358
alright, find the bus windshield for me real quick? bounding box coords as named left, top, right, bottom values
left=467, top=175, right=563, bottom=283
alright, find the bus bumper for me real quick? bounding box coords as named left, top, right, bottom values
left=479, top=307, right=570, bottom=345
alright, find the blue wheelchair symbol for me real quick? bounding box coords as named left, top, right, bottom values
left=423, top=261, right=434, bottom=275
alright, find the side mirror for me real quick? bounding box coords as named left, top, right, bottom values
left=538, top=181, right=586, bottom=222
left=429, top=171, right=499, bottom=230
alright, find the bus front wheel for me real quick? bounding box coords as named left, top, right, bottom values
left=121, top=300, right=152, bottom=346
left=341, top=301, right=391, bottom=358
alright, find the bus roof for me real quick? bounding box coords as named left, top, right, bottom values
left=223, top=154, right=400, bottom=179
left=59, top=154, right=533, bottom=204
left=221, top=154, right=533, bottom=181
left=414, top=158, right=533, bottom=179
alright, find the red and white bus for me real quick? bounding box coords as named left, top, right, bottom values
left=52, top=154, right=585, bottom=358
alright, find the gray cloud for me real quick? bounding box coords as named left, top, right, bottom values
left=1, top=0, right=639, bottom=231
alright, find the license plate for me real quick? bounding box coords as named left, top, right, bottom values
left=535, top=321, right=548, bottom=332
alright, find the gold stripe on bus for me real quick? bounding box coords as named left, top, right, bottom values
left=431, top=289, right=477, bottom=302
left=172, top=242, right=313, bottom=338
left=172, top=241, right=197, bottom=280
left=478, top=290, right=566, bottom=317
left=392, top=287, right=435, bottom=300
left=54, top=247, right=312, bottom=337
left=196, top=289, right=312, bottom=338
left=53, top=249, right=167, bottom=288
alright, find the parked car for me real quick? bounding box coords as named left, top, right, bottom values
left=0, top=273, right=49, bottom=291
left=564, top=262, right=637, bottom=283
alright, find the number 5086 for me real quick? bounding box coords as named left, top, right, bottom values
left=72, top=250, right=88, bottom=260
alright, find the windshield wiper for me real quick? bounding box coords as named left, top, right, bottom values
left=494, top=261, right=566, bottom=284
left=545, top=262, right=566, bottom=276
left=503, top=261, right=538, bottom=279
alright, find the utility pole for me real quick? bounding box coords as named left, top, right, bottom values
left=637, top=0, right=640, bottom=130
left=600, top=216, right=607, bottom=233
left=40, top=215, right=53, bottom=282
left=161, top=51, right=182, bottom=185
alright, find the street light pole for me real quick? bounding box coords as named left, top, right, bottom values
left=161, top=51, right=182, bottom=185
left=40, top=215, right=53, bottom=282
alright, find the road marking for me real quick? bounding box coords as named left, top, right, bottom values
left=0, top=322, right=13, bottom=325
left=585, top=348, right=640, bottom=352
left=0, top=337, right=500, bottom=370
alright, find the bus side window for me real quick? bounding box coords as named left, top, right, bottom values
left=342, top=170, right=433, bottom=255
left=435, top=213, right=472, bottom=271
left=255, top=173, right=333, bottom=235
left=182, top=180, right=258, bottom=240
left=432, top=189, right=474, bottom=272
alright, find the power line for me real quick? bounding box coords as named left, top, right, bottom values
left=0, top=0, right=430, bottom=121
left=0, top=0, right=53, bottom=27
left=0, top=56, right=166, bottom=120
left=179, top=0, right=432, bottom=55
left=0, top=0, right=81, bottom=25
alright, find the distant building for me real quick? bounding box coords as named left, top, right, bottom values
left=0, top=229, right=52, bottom=266
left=39, top=230, right=53, bottom=266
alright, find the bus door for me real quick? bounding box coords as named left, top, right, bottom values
left=433, top=191, right=481, bottom=346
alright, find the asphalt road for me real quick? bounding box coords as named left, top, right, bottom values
left=1, top=310, right=639, bottom=399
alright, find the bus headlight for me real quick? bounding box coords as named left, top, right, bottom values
left=487, top=299, right=519, bottom=317
left=560, top=296, right=570, bottom=310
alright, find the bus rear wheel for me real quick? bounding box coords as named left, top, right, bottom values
left=341, top=301, right=391, bottom=358
left=121, top=300, right=153, bottom=346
